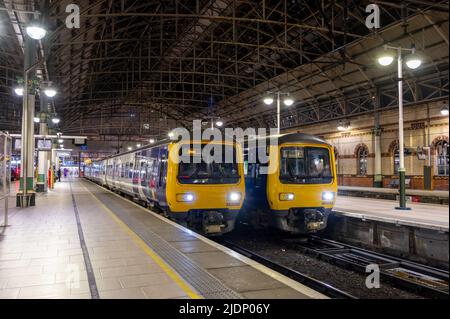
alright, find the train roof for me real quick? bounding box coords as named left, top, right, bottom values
left=245, top=132, right=331, bottom=147
left=91, top=132, right=330, bottom=163
left=277, top=132, right=330, bottom=145
left=93, top=136, right=241, bottom=162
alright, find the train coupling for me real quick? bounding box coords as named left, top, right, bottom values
left=202, top=210, right=226, bottom=234
left=304, top=209, right=325, bottom=231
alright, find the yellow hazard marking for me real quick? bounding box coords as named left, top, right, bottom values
left=80, top=183, right=202, bottom=299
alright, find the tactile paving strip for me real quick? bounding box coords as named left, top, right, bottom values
left=89, top=187, right=243, bottom=299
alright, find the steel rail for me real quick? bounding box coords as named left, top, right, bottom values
left=219, top=239, right=357, bottom=299
left=283, top=236, right=449, bottom=299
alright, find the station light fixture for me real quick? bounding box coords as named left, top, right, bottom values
left=51, top=117, right=61, bottom=124
left=405, top=52, right=422, bottom=69
left=263, top=95, right=274, bottom=105
left=127, top=146, right=133, bottom=151
left=441, top=105, right=449, bottom=116
left=136, top=144, right=142, bottom=148
left=283, top=97, right=294, bottom=106
left=168, top=131, right=175, bottom=138
left=149, top=139, right=156, bottom=144
left=58, top=139, right=64, bottom=143
left=44, top=87, right=57, bottom=98
left=26, top=20, right=47, bottom=40
left=14, top=87, right=24, bottom=96
left=377, top=48, right=394, bottom=66
left=34, top=117, right=40, bottom=123
left=215, top=120, right=224, bottom=127
left=337, top=120, right=351, bottom=131
left=376, top=44, right=423, bottom=210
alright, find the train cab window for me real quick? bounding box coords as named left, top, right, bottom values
left=177, top=144, right=240, bottom=184
left=280, top=147, right=332, bottom=184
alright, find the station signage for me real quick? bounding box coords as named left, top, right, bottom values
left=37, top=139, right=52, bottom=151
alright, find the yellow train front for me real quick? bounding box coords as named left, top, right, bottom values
left=166, top=140, right=246, bottom=235
left=84, top=139, right=245, bottom=236
left=242, top=133, right=337, bottom=234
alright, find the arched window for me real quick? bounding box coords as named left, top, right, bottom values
left=357, top=146, right=369, bottom=176
left=393, top=146, right=400, bottom=175
left=436, top=140, right=449, bottom=176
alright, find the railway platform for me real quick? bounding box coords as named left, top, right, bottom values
left=334, top=196, right=449, bottom=232
left=0, top=179, right=324, bottom=300
left=338, top=186, right=449, bottom=205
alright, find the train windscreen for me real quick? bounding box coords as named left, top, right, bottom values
left=280, top=147, right=333, bottom=184
left=177, top=144, right=240, bottom=184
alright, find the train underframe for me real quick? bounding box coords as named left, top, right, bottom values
left=168, top=209, right=239, bottom=235
left=85, top=178, right=240, bottom=236
left=246, top=207, right=332, bottom=234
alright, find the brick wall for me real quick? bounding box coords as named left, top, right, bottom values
left=290, top=100, right=449, bottom=191
left=338, top=175, right=374, bottom=187
left=434, top=177, right=449, bottom=191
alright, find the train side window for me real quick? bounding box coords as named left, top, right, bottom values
left=247, top=163, right=255, bottom=179
left=158, top=149, right=168, bottom=187
left=255, top=164, right=267, bottom=187
left=129, top=162, right=134, bottom=178
left=159, top=161, right=167, bottom=186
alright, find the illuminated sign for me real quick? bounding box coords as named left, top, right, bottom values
left=74, top=138, right=86, bottom=145
left=37, top=139, right=52, bottom=151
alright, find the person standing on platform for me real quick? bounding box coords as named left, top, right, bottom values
left=57, top=168, right=61, bottom=182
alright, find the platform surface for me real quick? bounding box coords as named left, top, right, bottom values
left=334, top=196, right=449, bottom=231
left=338, top=186, right=449, bottom=198
left=0, top=179, right=323, bottom=299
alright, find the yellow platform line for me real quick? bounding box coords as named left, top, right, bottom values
left=79, top=183, right=202, bottom=299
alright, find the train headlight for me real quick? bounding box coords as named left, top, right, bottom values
left=177, top=193, right=195, bottom=202
left=322, top=192, right=335, bottom=201
left=228, top=192, right=241, bottom=202
left=280, top=193, right=295, bottom=201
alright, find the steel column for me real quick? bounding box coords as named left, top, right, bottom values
left=17, top=36, right=36, bottom=207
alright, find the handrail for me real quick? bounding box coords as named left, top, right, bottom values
left=1, top=131, right=11, bottom=229
left=0, top=195, right=8, bottom=229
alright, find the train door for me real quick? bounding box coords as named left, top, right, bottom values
left=131, top=152, right=140, bottom=198
left=140, top=149, right=154, bottom=201
left=148, top=147, right=160, bottom=202
left=156, top=146, right=168, bottom=207
left=105, top=159, right=110, bottom=187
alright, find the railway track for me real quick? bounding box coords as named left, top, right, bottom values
left=219, top=239, right=357, bottom=299
left=281, top=236, right=449, bottom=299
